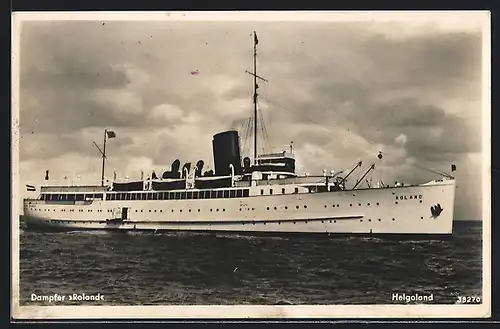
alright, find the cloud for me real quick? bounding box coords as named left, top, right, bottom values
left=16, top=17, right=486, bottom=220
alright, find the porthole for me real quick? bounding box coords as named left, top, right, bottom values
left=198, top=209, right=201, bottom=212
left=376, top=202, right=380, bottom=205
left=141, top=210, right=143, bottom=212
left=337, top=204, right=339, bottom=207
left=222, top=209, right=225, bottom=212
left=239, top=208, right=242, bottom=211
left=378, top=219, right=381, bottom=221
left=392, top=218, right=395, bottom=221
left=419, top=200, right=423, bottom=203
left=285, top=206, right=288, bottom=210
left=324, top=205, right=327, bottom=208
left=360, top=219, right=363, bottom=222
left=160, top=210, right=163, bottom=212
left=180, top=210, right=182, bottom=212
left=266, top=207, right=270, bottom=210
left=368, top=219, right=371, bottom=222
left=367, top=203, right=371, bottom=206
left=296, top=205, right=299, bottom=209
left=154, top=210, right=157, bottom=212
left=278, top=222, right=281, bottom=225
left=350, top=204, right=352, bottom=207
left=321, top=220, right=324, bottom=223
left=216, top=209, right=219, bottom=212
left=293, top=221, right=296, bottom=224
left=171, top=209, right=174, bottom=212
left=273, top=207, right=277, bottom=210
left=334, top=220, right=337, bottom=223
left=135, top=210, right=138, bottom=212
left=304, top=205, right=307, bottom=209
left=395, top=201, right=398, bottom=204
left=421, top=216, right=424, bottom=219
left=210, top=209, right=213, bottom=212
left=329, top=220, right=332, bottom=223
left=188, top=209, right=191, bottom=212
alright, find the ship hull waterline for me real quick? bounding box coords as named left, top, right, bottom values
left=21, top=180, right=456, bottom=239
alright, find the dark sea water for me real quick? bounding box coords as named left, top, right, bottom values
left=18, top=221, right=482, bottom=306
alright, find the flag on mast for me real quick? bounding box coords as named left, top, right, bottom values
left=106, top=130, right=116, bottom=138
left=254, top=32, right=258, bottom=45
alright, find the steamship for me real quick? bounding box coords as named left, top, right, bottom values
left=21, top=32, right=456, bottom=236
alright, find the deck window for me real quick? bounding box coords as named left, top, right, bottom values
left=211, top=191, right=217, bottom=199
left=192, top=191, right=199, bottom=199
left=236, top=189, right=243, bottom=198
left=224, top=190, right=230, bottom=198
left=230, top=190, right=236, bottom=198
left=153, top=192, right=159, bottom=200
left=217, top=190, right=223, bottom=198
left=187, top=191, right=193, bottom=199
left=294, top=188, right=299, bottom=194
left=147, top=193, right=153, bottom=200
left=106, top=194, right=111, bottom=201
left=269, top=189, right=273, bottom=195
left=95, top=194, right=103, bottom=199
left=126, top=193, right=131, bottom=200
left=180, top=192, right=187, bottom=200
left=243, top=189, right=249, bottom=197
left=141, top=193, right=147, bottom=200
left=175, top=192, right=181, bottom=200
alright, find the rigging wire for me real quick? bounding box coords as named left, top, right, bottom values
left=258, top=107, right=272, bottom=153
left=241, top=117, right=252, bottom=156
left=260, top=82, right=273, bottom=152
left=262, top=96, right=376, bottom=152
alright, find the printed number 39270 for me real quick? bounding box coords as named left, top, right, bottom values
left=457, top=296, right=481, bottom=304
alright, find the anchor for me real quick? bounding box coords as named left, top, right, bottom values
left=430, top=204, right=443, bottom=218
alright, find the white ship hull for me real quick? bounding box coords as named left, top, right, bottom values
left=22, top=179, right=455, bottom=237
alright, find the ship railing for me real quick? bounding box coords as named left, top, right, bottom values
left=253, top=176, right=327, bottom=186
left=257, top=151, right=295, bottom=159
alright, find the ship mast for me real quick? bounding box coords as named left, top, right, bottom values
left=93, top=129, right=115, bottom=186
left=246, top=31, right=267, bottom=164
left=101, top=129, right=107, bottom=186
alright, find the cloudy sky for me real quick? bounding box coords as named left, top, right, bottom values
left=14, top=12, right=488, bottom=220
